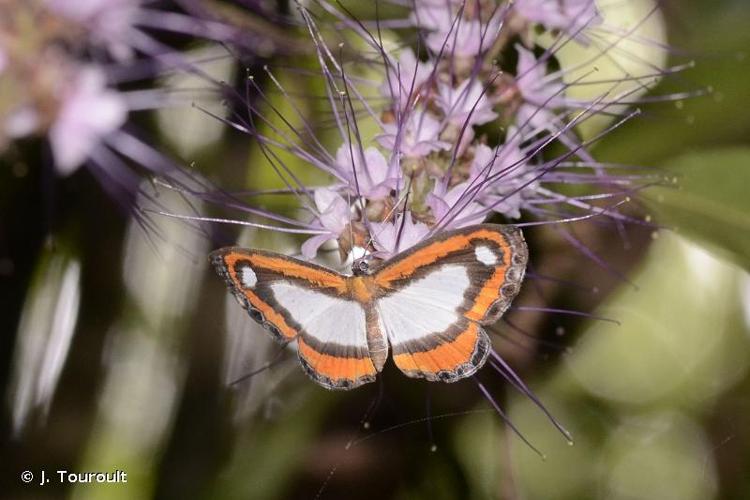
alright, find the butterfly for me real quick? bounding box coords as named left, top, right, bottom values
left=210, top=224, right=528, bottom=390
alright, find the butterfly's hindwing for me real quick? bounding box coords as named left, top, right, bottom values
left=267, top=281, right=377, bottom=390
left=374, top=263, right=492, bottom=381
left=390, top=321, right=491, bottom=382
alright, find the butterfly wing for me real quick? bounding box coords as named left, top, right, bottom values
left=210, top=248, right=379, bottom=390
left=371, top=224, right=527, bottom=382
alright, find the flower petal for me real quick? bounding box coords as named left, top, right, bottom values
left=301, top=233, right=334, bottom=260
left=49, top=67, right=128, bottom=175
left=371, top=212, right=429, bottom=256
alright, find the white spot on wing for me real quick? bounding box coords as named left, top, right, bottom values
left=377, top=265, right=469, bottom=344
left=241, top=266, right=257, bottom=288
left=269, top=282, right=368, bottom=348
left=474, top=245, right=497, bottom=266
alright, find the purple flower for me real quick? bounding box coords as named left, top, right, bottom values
left=470, top=141, right=534, bottom=219
left=437, top=78, right=498, bottom=127
left=49, top=67, right=128, bottom=175
left=378, top=109, right=450, bottom=158
left=470, top=137, right=527, bottom=184
left=380, top=48, right=435, bottom=110
left=335, top=144, right=400, bottom=200
left=45, top=0, right=141, bottom=60
left=427, top=179, right=487, bottom=229
left=513, top=0, right=601, bottom=40
left=412, top=0, right=465, bottom=6
left=370, top=212, right=430, bottom=257
left=148, top=0, right=682, bottom=445
left=301, top=188, right=351, bottom=259
left=411, top=3, right=504, bottom=57
left=4, top=107, right=39, bottom=142
left=512, top=44, right=565, bottom=132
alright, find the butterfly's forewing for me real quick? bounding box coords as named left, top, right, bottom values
left=370, top=224, right=528, bottom=382
left=210, top=248, right=379, bottom=390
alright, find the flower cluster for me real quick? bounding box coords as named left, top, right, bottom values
left=0, top=0, right=277, bottom=199
left=227, top=0, right=653, bottom=267
left=0, top=0, right=147, bottom=175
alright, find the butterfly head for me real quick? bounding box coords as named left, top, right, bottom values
left=351, top=256, right=372, bottom=276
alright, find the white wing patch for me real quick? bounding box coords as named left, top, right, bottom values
left=240, top=266, right=258, bottom=288
left=269, top=282, right=367, bottom=348
left=377, top=265, right=469, bottom=344
left=474, top=245, right=497, bottom=266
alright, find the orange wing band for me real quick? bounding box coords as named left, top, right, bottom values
left=375, top=228, right=509, bottom=285
left=464, top=263, right=509, bottom=322
left=235, top=253, right=347, bottom=292
left=298, top=338, right=377, bottom=389
left=392, top=323, right=481, bottom=376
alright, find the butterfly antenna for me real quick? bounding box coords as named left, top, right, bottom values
left=345, top=189, right=359, bottom=263
left=337, top=43, right=368, bottom=209
left=338, top=93, right=370, bottom=264
left=335, top=38, right=361, bottom=267
left=362, top=173, right=414, bottom=255
left=393, top=180, right=413, bottom=253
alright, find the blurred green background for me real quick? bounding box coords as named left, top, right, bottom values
left=1, top=0, right=749, bottom=499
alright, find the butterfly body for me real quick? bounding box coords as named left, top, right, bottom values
left=210, top=224, right=528, bottom=390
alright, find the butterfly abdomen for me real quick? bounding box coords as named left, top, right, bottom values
left=364, top=307, right=388, bottom=372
